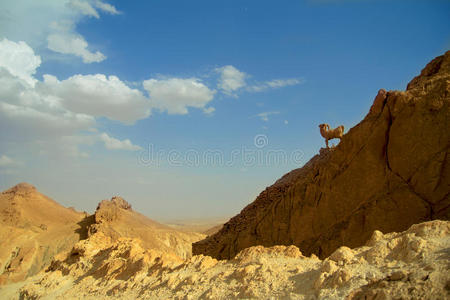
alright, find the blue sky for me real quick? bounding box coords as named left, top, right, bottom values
left=0, top=0, right=448, bottom=220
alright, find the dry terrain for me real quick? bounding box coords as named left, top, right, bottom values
left=0, top=220, right=449, bottom=299
left=0, top=184, right=204, bottom=286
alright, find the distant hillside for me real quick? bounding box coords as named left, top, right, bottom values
left=193, top=51, right=450, bottom=260
left=0, top=183, right=86, bottom=284
left=0, top=183, right=204, bottom=285
left=161, top=217, right=227, bottom=235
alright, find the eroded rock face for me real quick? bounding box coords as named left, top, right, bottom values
left=193, top=51, right=450, bottom=260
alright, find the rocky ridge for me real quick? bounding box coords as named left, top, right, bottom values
left=193, top=51, right=450, bottom=260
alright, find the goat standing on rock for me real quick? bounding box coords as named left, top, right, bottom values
left=319, top=123, right=344, bottom=148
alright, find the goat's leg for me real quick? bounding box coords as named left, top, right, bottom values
left=325, top=139, right=329, bottom=148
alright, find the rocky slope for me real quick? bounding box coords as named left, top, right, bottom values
left=0, top=183, right=204, bottom=285
left=193, top=51, right=450, bottom=260
left=0, top=220, right=448, bottom=299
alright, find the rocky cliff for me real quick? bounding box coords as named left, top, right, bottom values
left=193, top=51, right=450, bottom=260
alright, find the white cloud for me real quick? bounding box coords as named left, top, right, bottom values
left=248, top=78, right=303, bottom=92
left=0, top=38, right=41, bottom=87
left=68, top=0, right=120, bottom=18
left=257, top=111, right=280, bottom=122
left=100, top=133, right=142, bottom=151
left=268, top=78, right=303, bottom=88
left=214, top=65, right=302, bottom=96
left=47, top=33, right=106, bottom=63
left=216, top=65, right=247, bottom=96
left=0, top=155, right=21, bottom=167
left=0, top=101, right=95, bottom=140
left=43, top=73, right=150, bottom=124
left=0, top=39, right=149, bottom=141
left=0, top=39, right=152, bottom=163
left=68, top=0, right=99, bottom=18
left=35, top=135, right=94, bottom=158
left=203, top=107, right=215, bottom=115
left=143, top=77, right=216, bottom=115
left=0, top=0, right=118, bottom=63
left=94, top=0, right=120, bottom=15
left=0, top=38, right=150, bottom=162
left=0, top=40, right=96, bottom=141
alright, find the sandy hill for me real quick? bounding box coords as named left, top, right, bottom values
left=193, top=51, right=450, bottom=260
left=0, top=183, right=86, bottom=284
left=0, top=183, right=84, bottom=228
left=0, top=184, right=204, bottom=285
left=0, top=220, right=448, bottom=299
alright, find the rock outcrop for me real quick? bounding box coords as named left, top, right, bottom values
left=88, top=196, right=206, bottom=259
left=193, top=51, right=450, bottom=260
left=1, top=221, right=448, bottom=299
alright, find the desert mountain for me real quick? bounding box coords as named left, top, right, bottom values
left=0, top=183, right=204, bottom=285
left=0, top=183, right=86, bottom=284
left=193, top=51, right=450, bottom=260
left=1, top=220, right=448, bottom=299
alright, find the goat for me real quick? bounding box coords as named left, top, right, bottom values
left=319, top=123, right=344, bottom=148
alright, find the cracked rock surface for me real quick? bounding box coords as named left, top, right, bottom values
left=193, top=51, right=450, bottom=260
